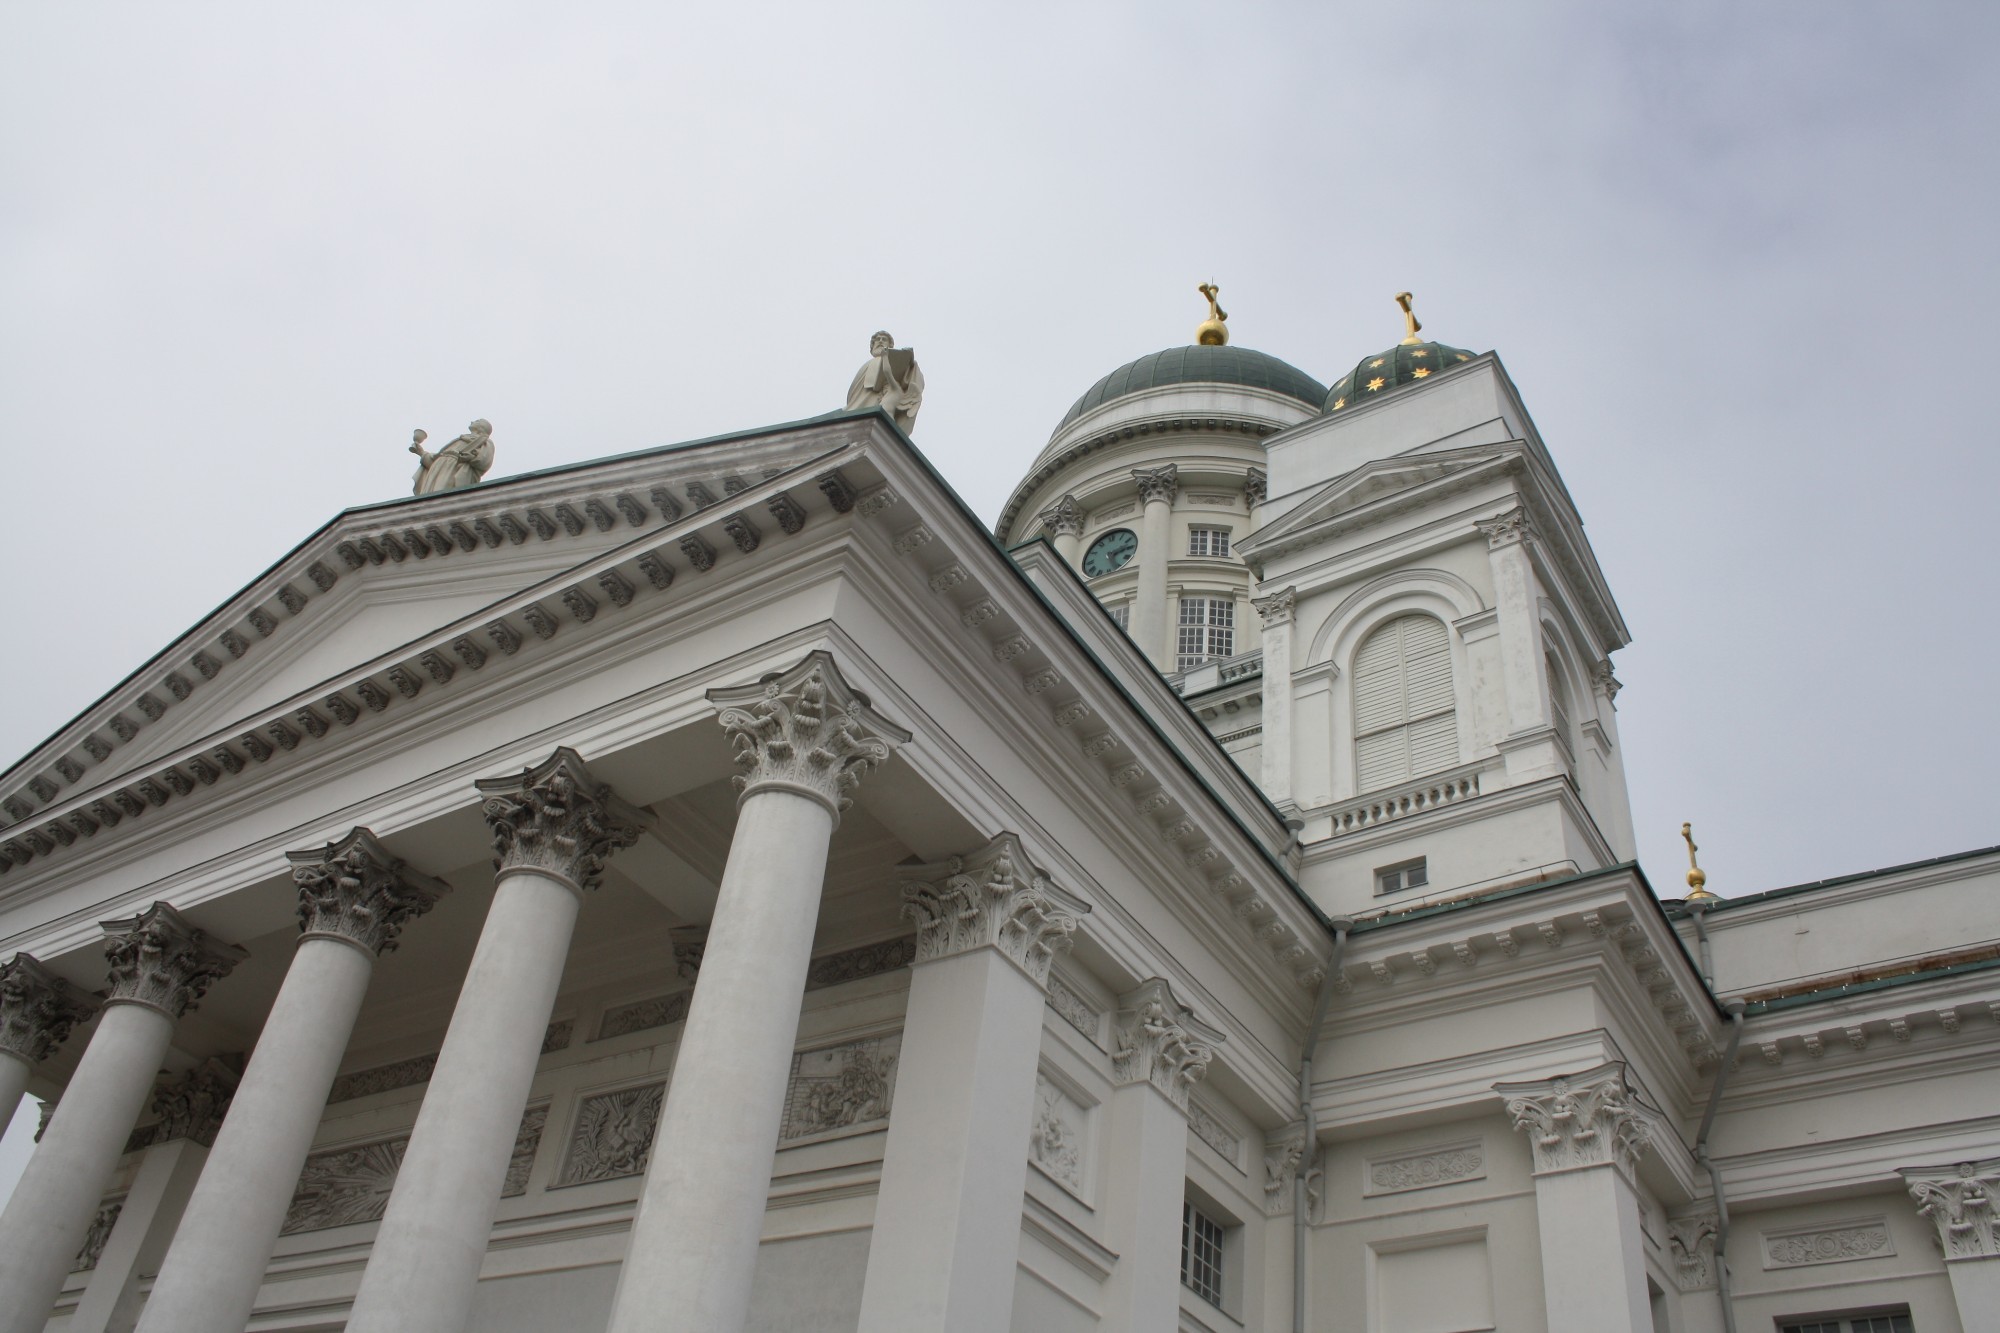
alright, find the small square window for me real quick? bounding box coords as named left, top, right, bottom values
left=1181, top=1200, right=1226, bottom=1307
left=1188, top=527, right=1232, bottom=558
left=1176, top=597, right=1236, bottom=670
left=1109, top=603, right=1130, bottom=632
left=1375, top=858, right=1429, bottom=896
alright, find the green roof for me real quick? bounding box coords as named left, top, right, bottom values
left=1056, top=345, right=1328, bottom=433
left=1324, top=340, right=1477, bottom=413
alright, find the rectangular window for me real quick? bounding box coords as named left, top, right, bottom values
left=1176, top=597, right=1235, bottom=670
left=1109, top=603, right=1130, bottom=632
left=1780, top=1313, right=1914, bottom=1333
left=1187, top=526, right=1232, bottom=558
left=1181, top=1200, right=1225, bottom=1307
left=1375, top=858, right=1429, bottom=896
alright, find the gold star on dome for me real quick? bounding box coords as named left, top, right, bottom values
left=1411, top=367, right=1430, bottom=378
left=1366, top=377, right=1385, bottom=391
left=1455, top=353, right=1469, bottom=361
left=1332, top=396, right=1346, bottom=409
left=1370, top=358, right=1385, bottom=368
left=1411, top=348, right=1428, bottom=358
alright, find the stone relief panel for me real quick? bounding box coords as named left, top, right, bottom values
left=805, top=937, right=915, bottom=991
left=555, top=1082, right=667, bottom=1187
left=596, top=991, right=690, bottom=1041
left=779, top=1033, right=901, bottom=1144
left=1029, top=1072, right=1089, bottom=1195
left=1187, top=1097, right=1243, bottom=1172
left=327, top=1053, right=437, bottom=1104
left=282, top=1105, right=545, bottom=1234
left=1364, top=1140, right=1487, bottom=1197
left=1045, top=973, right=1102, bottom=1047
left=72, top=1197, right=123, bottom=1273
left=1759, top=1217, right=1894, bottom=1269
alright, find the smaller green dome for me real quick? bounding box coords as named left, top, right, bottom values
left=1324, top=341, right=1476, bottom=413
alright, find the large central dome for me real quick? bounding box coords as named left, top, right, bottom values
left=1054, top=345, right=1327, bottom=435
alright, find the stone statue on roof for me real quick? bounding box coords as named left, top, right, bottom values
left=846, top=331, right=924, bottom=434
left=409, top=420, right=495, bottom=495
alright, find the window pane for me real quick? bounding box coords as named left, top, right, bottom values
left=1180, top=1200, right=1225, bottom=1307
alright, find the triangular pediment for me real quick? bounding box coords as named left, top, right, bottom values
left=0, top=415, right=883, bottom=854
left=1239, top=443, right=1522, bottom=557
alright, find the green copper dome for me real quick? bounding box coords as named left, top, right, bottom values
left=1056, top=345, right=1327, bottom=433
left=1324, top=340, right=1477, bottom=413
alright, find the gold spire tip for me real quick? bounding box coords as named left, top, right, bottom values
left=1394, top=291, right=1422, bottom=346
left=1681, top=822, right=1716, bottom=900
left=1196, top=282, right=1229, bottom=346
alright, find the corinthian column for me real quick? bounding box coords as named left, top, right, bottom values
left=0, top=904, right=243, bottom=1333
left=0, top=953, right=100, bottom=1141
left=1495, top=1061, right=1655, bottom=1333
left=606, top=651, right=908, bottom=1333
left=1902, top=1158, right=2000, bottom=1321
left=1038, top=494, right=1085, bottom=567
left=138, top=830, right=448, bottom=1333
left=1100, top=978, right=1224, bottom=1331
left=1131, top=465, right=1178, bottom=671
left=856, top=834, right=1088, bottom=1331
left=347, top=751, right=640, bottom=1333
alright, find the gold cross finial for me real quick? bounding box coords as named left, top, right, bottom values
left=1681, top=822, right=1716, bottom=900
left=1196, top=282, right=1229, bottom=345
left=1394, top=291, right=1422, bottom=345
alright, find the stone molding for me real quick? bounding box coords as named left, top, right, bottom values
left=1759, top=1217, right=1893, bottom=1269
left=287, top=827, right=451, bottom=956
left=99, top=901, right=246, bottom=1020
left=1252, top=586, right=1297, bottom=629
left=1132, top=465, right=1179, bottom=506
left=1110, top=977, right=1224, bottom=1112
left=1495, top=1060, right=1651, bottom=1177
left=1037, top=495, right=1085, bottom=538
left=1667, top=1213, right=1719, bottom=1290
left=130, top=1058, right=239, bottom=1150
left=1364, top=1140, right=1487, bottom=1197
left=708, top=651, right=911, bottom=819
left=900, top=832, right=1090, bottom=989
left=0, top=952, right=100, bottom=1065
left=1902, top=1158, right=2000, bottom=1260
left=475, top=747, right=643, bottom=893
left=1475, top=505, right=1533, bottom=549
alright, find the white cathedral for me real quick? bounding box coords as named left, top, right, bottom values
left=0, top=294, right=1993, bottom=1333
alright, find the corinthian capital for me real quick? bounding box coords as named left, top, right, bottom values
left=139, top=1058, right=240, bottom=1148
left=1475, top=505, right=1534, bottom=549
left=1244, top=467, right=1267, bottom=509
left=709, top=651, right=912, bottom=820
left=1902, top=1158, right=2000, bottom=1260
left=99, top=902, right=246, bottom=1021
left=1038, top=495, right=1085, bottom=539
left=901, top=832, right=1090, bottom=988
left=287, top=828, right=451, bottom=957
left=476, top=748, right=643, bottom=893
left=1111, top=977, right=1225, bottom=1112
left=0, top=953, right=100, bottom=1065
left=1131, top=465, right=1179, bottom=506
left=1495, top=1061, right=1652, bottom=1177
left=1252, top=585, right=1296, bottom=629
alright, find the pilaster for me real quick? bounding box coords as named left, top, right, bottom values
left=1476, top=505, right=1562, bottom=785
left=1902, top=1158, right=2000, bottom=1320
left=1111, top=976, right=1223, bottom=1113
left=1253, top=586, right=1297, bottom=809
left=900, top=831, right=1089, bottom=986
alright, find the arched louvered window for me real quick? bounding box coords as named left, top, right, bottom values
left=1546, top=649, right=1574, bottom=752
left=1353, top=615, right=1458, bottom=791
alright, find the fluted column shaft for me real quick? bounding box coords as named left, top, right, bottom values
left=346, top=753, right=637, bottom=1333
left=0, top=906, right=241, bottom=1333
left=606, top=652, right=907, bottom=1333
left=140, top=828, right=446, bottom=1333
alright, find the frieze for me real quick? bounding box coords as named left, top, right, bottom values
left=1187, top=1098, right=1242, bottom=1169
left=779, top=1033, right=900, bottom=1143
left=1045, top=974, right=1102, bottom=1044
left=597, top=990, right=691, bottom=1041
left=1364, top=1141, right=1486, bottom=1196
left=282, top=1105, right=544, bottom=1235
left=1760, top=1217, right=1893, bottom=1269
left=327, top=1053, right=438, bottom=1104
left=555, top=1082, right=666, bottom=1186
left=806, top=936, right=917, bottom=991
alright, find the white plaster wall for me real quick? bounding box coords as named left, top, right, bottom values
left=467, top=1263, right=620, bottom=1332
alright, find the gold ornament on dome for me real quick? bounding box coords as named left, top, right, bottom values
left=1331, top=397, right=1346, bottom=409
left=1367, top=377, right=1385, bottom=391
left=1681, top=823, right=1717, bottom=901
left=1196, top=282, right=1229, bottom=345
left=1395, top=291, right=1423, bottom=345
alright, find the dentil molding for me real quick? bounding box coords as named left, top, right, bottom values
left=0, top=953, right=99, bottom=1065
left=708, top=651, right=911, bottom=820
left=901, top=832, right=1090, bottom=989
left=100, top=901, right=246, bottom=1021
left=288, top=827, right=451, bottom=957
left=1110, top=977, right=1225, bottom=1113
left=1495, top=1060, right=1652, bottom=1177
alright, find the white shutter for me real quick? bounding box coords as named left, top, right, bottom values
left=1351, top=615, right=1459, bottom=789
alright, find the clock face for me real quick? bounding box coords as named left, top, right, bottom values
left=1081, top=528, right=1138, bottom=578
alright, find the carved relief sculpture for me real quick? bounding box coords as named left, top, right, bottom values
left=779, top=1034, right=901, bottom=1142
left=99, top=901, right=247, bottom=1020
left=845, top=331, right=925, bottom=433
left=0, top=953, right=100, bottom=1067
left=1029, top=1073, right=1085, bottom=1190
left=474, top=748, right=643, bottom=892
left=1263, top=1121, right=1323, bottom=1217
left=131, top=1058, right=239, bottom=1149
left=557, top=1083, right=667, bottom=1186
left=71, top=1199, right=123, bottom=1273
left=900, top=832, right=1090, bottom=989
left=1903, top=1158, right=2000, bottom=1259
left=287, top=827, right=451, bottom=956
left=709, top=651, right=911, bottom=819
left=1668, top=1213, right=1719, bottom=1290
left=1111, top=977, right=1225, bottom=1113
left=1494, top=1061, right=1652, bottom=1177
left=409, top=420, right=496, bottom=495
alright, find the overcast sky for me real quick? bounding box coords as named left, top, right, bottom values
left=3, top=2, right=1996, bottom=1194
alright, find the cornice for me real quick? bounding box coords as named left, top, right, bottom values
left=0, top=422, right=863, bottom=843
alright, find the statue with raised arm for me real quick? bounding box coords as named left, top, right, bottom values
left=409, top=420, right=495, bottom=495
left=845, top=331, right=924, bottom=434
